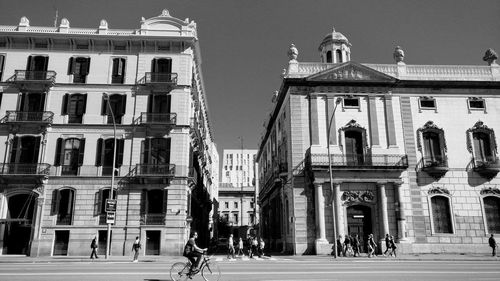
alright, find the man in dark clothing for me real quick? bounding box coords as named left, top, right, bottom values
left=336, top=235, right=343, bottom=257
left=90, top=236, right=98, bottom=259
left=489, top=234, right=497, bottom=257
left=352, top=234, right=360, bottom=257
left=383, top=234, right=391, bottom=256
left=184, top=232, right=207, bottom=274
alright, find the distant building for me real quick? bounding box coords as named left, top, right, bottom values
left=257, top=28, right=500, bottom=254
left=221, top=149, right=257, bottom=188
left=0, top=10, right=218, bottom=257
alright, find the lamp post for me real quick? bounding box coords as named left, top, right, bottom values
left=103, top=93, right=117, bottom=259
left=327, top=97, right=342, bottom=258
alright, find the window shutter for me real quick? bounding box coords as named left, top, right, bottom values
left=116, top=139, right=124, bottom=167
left=140, top=189, right=147, bottom=215
left=19, top=93, right=27, bottom=111
left=67, top=57, right=74, bottom=75
left=95, top=138, right=103, bottom=166
left=26, top=56, right=33, bottom=70
left=151, top=58, right=158, bottom=73
left=101, top=95, right=108, bottom=115
left=61, top=94, right=69, bottom=115
left=488, top=133, right=495, bottom=157
left=78, top=138, right=85, bottom=166
left=166, top=95, right=172, bottom=114
left=0, top=55, right=4, bottom=72
left=33, top=136, right=41, bottom=163
left=94, top=190, right=101, bottom=216
left=112, top=58, right=118, bottom=76
left=81, top=58, right=90, bottom=75
left=166, top=138, right=171, bottom=164
left=119, top=58, right=125, bottom=76
left=166, top=58, right=172, bottom=73
left=54, top=138, right=63, bottom=166
left=66, top=190, right=74, bottom=216
left=141, top=139, right=150, bottom=164
left=119, top=95, right=127, bottom=116
left=51, top=189, right=60, bottom=215
left=163, top=189, right=168, bottom=214
left=9, top=137, right=18, bottom=163
left=82, top=94, right=87, bottom=114
left=42, top=56, right=49, bottom=71
left=147, top=95, right=153, bottom=113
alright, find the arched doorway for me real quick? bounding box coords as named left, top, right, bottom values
left=2, top=193, right=37, bottom=255
left=346, top=205, right=372, bottom=253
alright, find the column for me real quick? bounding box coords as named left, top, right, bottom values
left=30, top=195, right=45, bottom=257
left=314, top=182, right=327, bottom=241
left=384, top=94, right=397, bottom=146
left=377, top=182, right=389, bottom=240
left=395, top=182, right=407, bottom=241
left=326, top=97, right=337, bottom=145
left=333, top=182, right=343, bottom=237
left=309, top=94, right=319, bottom=145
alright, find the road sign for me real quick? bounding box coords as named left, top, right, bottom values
left=105, top=199, right=117, bottom=212
left=106, top=211, right=115, bottom=224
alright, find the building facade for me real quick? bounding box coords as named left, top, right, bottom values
left=256, top=28, right=500, bottom=255
left=0, top=10, right=218, bottom=257
left=221, top=149, right=257, bottom=188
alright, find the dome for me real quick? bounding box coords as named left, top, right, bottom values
left=318, top=27, right=351, bottom=50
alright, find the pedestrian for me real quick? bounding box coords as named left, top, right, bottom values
left=343, top=235, right=352, bottom=257
left=237, top=237, right=244, bottom=256
left=132, top=236, right=141, bottom=262
left=489, top=234, right=498, bottom=257
left=388, top=235, right=397, bottom=257
left=367, top=234, right=376, bottom=258
left=383, top=234, right=390, bottom=256
left=90, top=236, right=98, bottom=259
left=250, top=237, right=258, bottom=258
left=352, top=234, right=360, bottom=257
left=227, top=234, right=235, bottom=259
left=258, top=238, right=265, bottom=257
left=336, top=235, right=343, bottom=257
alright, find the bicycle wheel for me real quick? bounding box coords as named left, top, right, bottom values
left=201, top=261, right=221, bottom=281
left=170, top=262, right=190, bottom=281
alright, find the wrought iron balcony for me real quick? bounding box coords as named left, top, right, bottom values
left=138, top=112, right=177, bottom=126
left=48, top=165, right=131, bottom=177
left=140, top=213, right=166, bottom=225
left=133, top=164, right=176, bottom=177
left=0, top=163, right=51, bottom=184
left=419, top=155, right=449, bottom=178
left=8, top=70, right=56, bottom=91
left=139, top=72, right=178, bottom=91
left=309, top=153, right=408, bottom=170
left=3, top=111, right=54, bottom=124
left=471, top=156, right=500, bottom=178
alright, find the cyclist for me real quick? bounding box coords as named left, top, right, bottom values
left=183, top=232, right=207, bottom=275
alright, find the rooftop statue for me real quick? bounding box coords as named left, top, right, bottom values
left=483, top=48, right=498, bottom=65
left=393, top=46, right=405, bottom=63
left=288, top=44, right=299, bottom=61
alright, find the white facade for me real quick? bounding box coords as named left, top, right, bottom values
left=221, top=149, right=257, bottom=188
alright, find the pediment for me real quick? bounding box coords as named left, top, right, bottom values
left=306, top=61, right=397, bottom=83
left=138, top=9, right=196, bottom=36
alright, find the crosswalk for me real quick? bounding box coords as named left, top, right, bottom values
left=215, top=255, right=292, bottom=262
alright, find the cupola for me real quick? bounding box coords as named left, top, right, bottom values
left=318, top=27, right=352, bottom=63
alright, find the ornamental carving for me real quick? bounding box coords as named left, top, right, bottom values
left=341, top=190, right=374, bottom=204
left=288, top=44, right=299, bottom=61
left=428, top=186, right=450, bottom=195
left=393, top=46, right=405, bottom=63
left=340, top=119, right=365, bottom=131
left=480, top=187, right=500, bottom=196
left=466, top=121, right=497, bottom=153
left=323, top=65, right=367, bottom=80
left=483, top=48, right=498, bottom=65
left=416, top=121, right=447, bottom=152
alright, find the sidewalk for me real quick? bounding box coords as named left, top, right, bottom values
left=0, top=253, right=498, bottom=263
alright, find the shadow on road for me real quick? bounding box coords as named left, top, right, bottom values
left=144, top=279, right=170, bottom=281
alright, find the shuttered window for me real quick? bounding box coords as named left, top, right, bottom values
left=484, top=196, right=500, bottom=233
left=431, top=196, right=453, bottom=233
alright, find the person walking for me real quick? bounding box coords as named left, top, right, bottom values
left=343, top=235, right=352, bottom=257
left=237, top=237, right=244, bottom=256
left=132, top=236, right=141, bottom=262
left=258, top=238, right=265, bottom=257
left=90, top=236, right=98, bottom=259
left=383, top=234, right=390, bottom=256
left=489, top=234, right=498, bottom=257
left=352, top=234, right=360, bottom=257
left=367, top=234, right=376, bottom=258
left=250, top=236, right=258, bottom=258
left=388, top=235, right=397, bottom=257
left=336, top=235, right=343, bottom=257
left=227, top=234, right=235, bottom=259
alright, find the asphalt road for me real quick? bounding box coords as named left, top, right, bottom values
left=1, top=257, right=499, bottom=281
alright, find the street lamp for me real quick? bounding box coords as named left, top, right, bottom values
left=103, top=93, right=117, bottom=259
left=327, top=97, right=342, bottom=258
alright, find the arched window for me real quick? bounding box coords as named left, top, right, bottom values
left=484, top=196, right=500, bottom=233
left=417, top=121, right=447, bottom=167
left=431, top=196, right=453, bottom=233
left=52, top=188, right=75, bottom=225
left=326, top=51, right=332, bottom=63
left=336, top=49, right=342, bottom=63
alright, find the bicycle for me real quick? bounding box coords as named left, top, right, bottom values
left=170, top=251, right=221, bottom=281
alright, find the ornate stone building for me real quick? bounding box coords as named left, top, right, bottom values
left=256, top=28, right=500, bottom=254
left=0, top=10, right=218, bottom=256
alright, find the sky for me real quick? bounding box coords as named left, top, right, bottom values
left=0, top=0, right=499, bottom=160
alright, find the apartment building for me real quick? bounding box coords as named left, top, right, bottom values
left=256, top=28, right=500, bottom=254
left=0, top=10, right=218, bottom=257
left=221, top=149, right=257, bottom=188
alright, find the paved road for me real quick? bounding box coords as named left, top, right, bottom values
left=1, top=257, right=499, bottom=281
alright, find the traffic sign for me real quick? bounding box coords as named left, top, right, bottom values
left=106, top=211, right=115, bottom=224
left=105, top=199, right=117, bottom=212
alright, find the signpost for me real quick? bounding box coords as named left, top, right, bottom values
left=106, top=211, right=116, bottom=224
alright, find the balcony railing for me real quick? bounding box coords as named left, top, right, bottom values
left=0, top=163, right=51, bottom=175
left=3, top=111, right=54, bottom=124
left=134, top=164, right=175, bottom=177
left=471, top=156, right=500, bottom=178
left=138, top=112, right=177, bottom=125
left=140, top=213, right=165, bottom=225
left=143, top=72, right=178, bottom=84
left=56, top=214, right=73, bottom=225
left=419, top=155, right=449, bottom=178
left=49, top=165, right=131, bottom=177
left=10, top=70, right=56, bottom=82
left=309, top=153, right=408, bottom=169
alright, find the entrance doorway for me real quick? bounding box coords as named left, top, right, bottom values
left=346, top=205, right=372, bottom=253
left=53, top=230, right=69, bottom=256
left=2, top=193, right=37, bottom=255
left=97, top=230, right=111, bottom=256
left=146, top=230, right=161, bottom=255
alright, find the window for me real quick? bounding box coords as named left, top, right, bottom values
left=473, top=132, right=494, bottom=163
left=151, top=58, right=172, bottom=82
left=54, top=138, right=85, bottom=175
left=62, top=93, right=87, bottom=123
left=326, top=51, right=332, bottom=63
left=224, top=202, right=229, bottom=209
left=249, top=213, right=255, bottom=224
left=10, top=136, right=41, bottom=164
left=484, top=196, right=500, bottom=233
left=250, top=201, right=254, bottom=208
left=101, top=94, right=126, bottom=124
left=140, top=189, right=167, bottom=225
left=0, top=54, right=4, bottom=80
left=336, top=49, right=342, bottom=63
left=26, top=55, right=49, bottom=80
left=51, top=188, right=75, bottom=225
left=95, top=188, right=116, bottom=216
left=68, top=57, right=90, bottom=83
left=111, top=58, right=126, bottom=84
left=417, top=121, right=447, bottom=167
left=431, top=196, right=453, bottom=233
left=225, top=171, right=230, bottom=177
left=419, top=97, right=437, bottom=111
left=95, top=138, right=124, bottom=175
left=18, top=92, right=46, bottom=112
left=468, top=97, right=486, bottom=111
left=234, top=202, right=238, bottom=209
left=467, top=121, right=497, bottom=166
left=343, top=97, right=360, bottom=108
left=233, top=213, right=238, bottom=224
